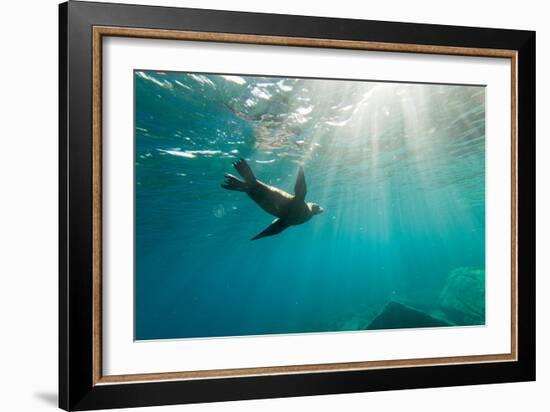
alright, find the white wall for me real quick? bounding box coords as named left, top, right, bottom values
left=0, top=0, right=546, bottom=411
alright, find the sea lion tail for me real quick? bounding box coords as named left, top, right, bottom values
left=233, top=158, right=257, bottom=184
left=221, top=173, right=249, bottom=192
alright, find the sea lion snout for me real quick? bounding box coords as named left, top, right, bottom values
left=309, top=203, right=324, bottom=215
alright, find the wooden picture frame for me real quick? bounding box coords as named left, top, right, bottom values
left=59, top=1, right=535, bottom=410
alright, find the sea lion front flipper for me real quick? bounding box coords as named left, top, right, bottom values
left=251, top=219, right=288, bottom=241
left=294, top=166, right=307, bottom=201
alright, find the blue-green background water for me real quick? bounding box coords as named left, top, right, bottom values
left=135, top=71, right=486, bottom=340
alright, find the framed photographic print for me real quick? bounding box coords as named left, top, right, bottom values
left=59, top=1, right=536, bottom=410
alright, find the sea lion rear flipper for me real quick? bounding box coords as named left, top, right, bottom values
left=233, top=158, right=256, bottom=184
left=294, top=166, right=307, bottom=201
left=221, top=173, right=248, bottom=192
left=251, top=219, right=288, bottom=241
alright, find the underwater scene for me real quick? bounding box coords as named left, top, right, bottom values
left=135, top=71, right=486, bottom=340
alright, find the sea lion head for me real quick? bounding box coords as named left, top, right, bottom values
left=308, top=202, right=324, bottom=216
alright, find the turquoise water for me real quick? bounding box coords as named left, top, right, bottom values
left=135, top=71, right=486, bottom=340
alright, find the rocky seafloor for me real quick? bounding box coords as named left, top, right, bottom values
left=300, top=266, right=486, bottom=333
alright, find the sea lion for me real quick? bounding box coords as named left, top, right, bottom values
left=222, top=158, right=324, bottom=240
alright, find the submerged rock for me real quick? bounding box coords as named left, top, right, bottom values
left=438, top=267, right=485, bottom=325
left=367, top=301, right=452, bottom=330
